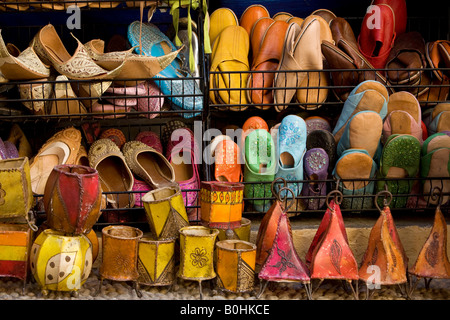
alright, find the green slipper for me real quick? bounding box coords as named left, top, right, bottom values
left=244, top=129, right=276, bottom=212
left=377, top=134, right=421, bottom=208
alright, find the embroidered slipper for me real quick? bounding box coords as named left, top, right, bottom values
left=274, top=115, right=307, bottom=197
left=300, top=148, right=329, bottom=210
left=305, top=116, right=331, bottom=134
left=32, top=24, right=125, bottom=80
left=306, top=129, right=337, bottom=175
left=122, top=140, right=175, bottom=189
left=337, top=110, right=383, bottom=160
left=0, top=31, right=51, bottom=80
left=214, top=139, right=242, bottom=183
left=377, top=134, right=421, bottom=208
left=6, top=124, right=32, bottom=158
left=88, top=138, right=134, bottom=209
left=99, top=128, right=127, bottom=149
left=333, top=148, right=377, bottom=209
left=17, top=79, right=53, bottom=115
left=50, top=75, right=88, bottom=115
left=135, top=131, right=163, bottom=154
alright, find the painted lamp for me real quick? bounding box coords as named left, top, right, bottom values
left=0, top=157, right=34, bottom=227
left=178, top=226, right=219, bottom=299
left=200, top=181, right=244, bottom=239
left=216, top=240, right=256, bottom=293
left=359, top=190, right=408, bottom=299
left=0, top=223, right=32, bottom=293
left=29, top=229, right=93, bottom=296
left=142, top=185, right=189, bottom=240
left=137, top=236, right=176, bottom=287
left=97, top=225, right=143, bottom=297
left=43, top=164, right=102, bottom=235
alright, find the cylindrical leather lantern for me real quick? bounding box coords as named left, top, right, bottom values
left=216, top=240, right=256, bottom=293
left=43, top=164, right=102, bottom=235
left=142, top=185, right=189, bottom=240
left=200, top=181, right=244, bottom=230
left=99, top=225, right=143, bottom=282
left=217, top=218, right=251, bottom=242
left=178, top=226, right=219, bottom=281
left=137, top=236, right=176, bottom=287
left=29, top=229, right=93, bottom=294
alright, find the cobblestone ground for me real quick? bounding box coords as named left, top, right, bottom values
left=1, top=268, right=449, bottom=300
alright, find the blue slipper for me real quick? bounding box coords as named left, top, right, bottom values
left=333, top=148, right=377, bottom=210
left=127, top=21, right=203, bottom=117
left=332, top=80, right=389, bottom=143
left=274, top=115, right=307, bottom=198
left=336, top=110, right=383, bottom=159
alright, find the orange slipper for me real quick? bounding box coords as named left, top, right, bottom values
left=239, top=4, right=270, bottom=36
left=247, top=20, right=289, bottom=109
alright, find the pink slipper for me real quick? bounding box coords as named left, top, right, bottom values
left=135, top=131, right=163, bottom=154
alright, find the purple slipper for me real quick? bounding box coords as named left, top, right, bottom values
left=4, top=141, right=19, bottom=159
left=0, top=138, right=7, bottom=160
left=300, top=147, right=329, bottom=210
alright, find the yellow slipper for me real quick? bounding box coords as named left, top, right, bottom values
left=209, top=7, right=239, bottom=47
left=209, top=25, right=250, bottom=111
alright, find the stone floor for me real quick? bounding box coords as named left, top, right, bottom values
left=1, top=267, right=449, bottom=301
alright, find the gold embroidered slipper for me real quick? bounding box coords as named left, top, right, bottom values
left=32, top=24, right=125, bottom=80
left=0, top=30, right=51, bottom=80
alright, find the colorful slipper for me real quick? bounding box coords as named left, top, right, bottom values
left=243, top=129, right=276, bottom=212
left=274, top=115, right=307, bottom=197
left=337, top=110, right=383, bottom=159
left=300, top=148, right=329, bottom=210
left=421, top=133, right=450, bottom=205
left=332, top=80, right=389, bottom=143
left=382, top=91, right=423, bottom=144
left=306, top=129, right=337, bottom=175
left=209, top=7, right=239, bottom=46
left=333, top=148, right=377, bottom=210
left=377, top=134, right=421, bottom=208
left=128, top=22, right=203, bottom=116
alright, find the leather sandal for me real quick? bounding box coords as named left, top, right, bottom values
left=247, top=20, right=289, bottom=110
left=88, top=138, right=135, bottom=208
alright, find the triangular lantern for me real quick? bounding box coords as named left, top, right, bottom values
left=256, top=183, right=311, bottom=299
left=358, top=190, right=408, bottom=299
left=255, top=177, right=290, bottom=267
left=409, top=187, right=450, bottom=295
left=308, top=191, right=359, bottom=299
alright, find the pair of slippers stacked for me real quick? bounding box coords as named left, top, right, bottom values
left=333, top=79, right=450, bottom=209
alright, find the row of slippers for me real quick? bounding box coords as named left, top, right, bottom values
left=0, top=122, right=201, bottom=216
left=0, top=20, right=203, bottom=117
left=208, top=80, right=450, bottom=212
left=208, top=3, right=450, bottom=111
left=0, top=0, right=157, bottom=11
